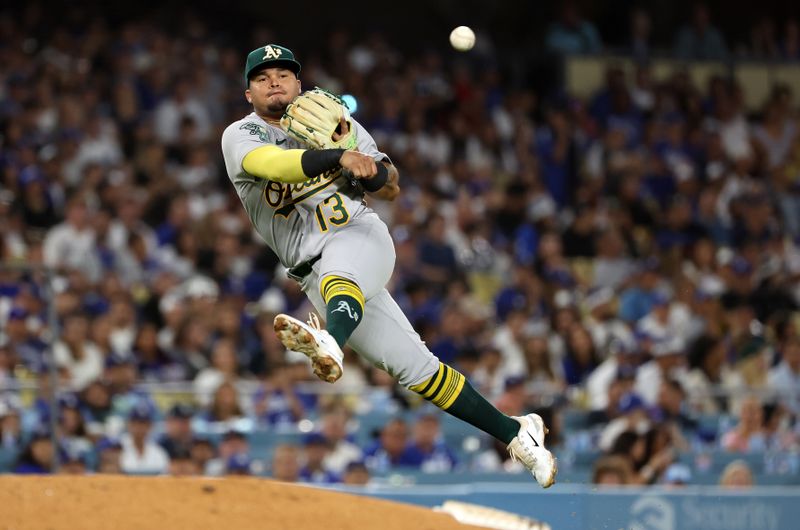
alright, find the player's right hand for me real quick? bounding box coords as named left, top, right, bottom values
left=339, top=150, right=377, bottom=178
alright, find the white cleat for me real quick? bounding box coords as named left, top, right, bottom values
left=274, top=313, right=344, bottom=383
left=507, top=413, right=558, bottom=488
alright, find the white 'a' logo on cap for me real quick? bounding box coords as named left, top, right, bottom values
left=263, top=45, right=283, bottom=60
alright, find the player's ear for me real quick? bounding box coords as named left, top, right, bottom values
left=245, top=88, right=252, bottom=104
left=296, top=79, right=301, bottom=93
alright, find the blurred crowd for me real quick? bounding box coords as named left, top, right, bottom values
left=1, top=3, right=800, bottom=487
left=546, top=2, right=800, bottom=62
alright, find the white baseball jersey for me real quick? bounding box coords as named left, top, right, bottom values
left=221, top=112, right=388, bottom=269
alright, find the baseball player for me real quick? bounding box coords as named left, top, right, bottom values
left=221, top=44, right=557, bottom=487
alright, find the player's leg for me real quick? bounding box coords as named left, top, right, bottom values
left=342, top=289, right=557, bottom=488
left=316, top=213, right=394, bottom=347
left=274, top=213, right=393, bottom=383
left=279, top=278, right=556, bottom=486
left=272, top=215, right=555, bottom=485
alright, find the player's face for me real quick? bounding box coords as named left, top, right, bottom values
left=246, top=67, right=301, bottom=117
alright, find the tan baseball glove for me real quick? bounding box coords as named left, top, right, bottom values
left=280, top=87, right=357, bottom=150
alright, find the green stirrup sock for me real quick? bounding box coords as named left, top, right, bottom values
left=320, top=276, right=364, bottom=348
left=410, top=362, right=520, bottom=444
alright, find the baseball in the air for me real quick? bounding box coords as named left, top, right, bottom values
left=449, top=26, right=475, bottom=51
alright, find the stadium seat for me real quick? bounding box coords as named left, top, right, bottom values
left=0, top=448, right=18, bottom=473
left=562, top=409, right=592, bottom=431
left=248, top=429, right=305, bottom=456
left=352, top=410, right=395, bottom=442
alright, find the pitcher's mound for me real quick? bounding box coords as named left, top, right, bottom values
left=2, top=475, right=482, bottom=530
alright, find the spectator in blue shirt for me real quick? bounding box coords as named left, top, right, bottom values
left=417, top=214, right=458, bottom=291
left=225, top=452, right=253, bottom=476
left=299, top=433, right=341, bottom=484
left=403, top=413, right=459, bottom=473
left=673, top=3, right=729, bottom=61
left=155, top=194, right=190, bottom=248
left=536, top=106, right=577, bottom=208
left=0, top=399, right=23, bottom=453
left=252, top=362, right=305, bottom=428
left=133, top=322, right=183, bottom=383
left=545, top=1, right=603, bottom=55
left=79, top=380, right=113, bottom=437
left=4, top=306, right=47, bottom=371
left=57, top=443, right=89, bottom=475
left=57, top=393, right=92, bottom=459
left=105, top=351, right=157, bottom=422
left=341, top=461, right=371, bottom=485
left=363, top=418, right=417, bottom=473
left=619, top=258, right=664, bottom=323
left=562, top=324, right=600, bottom=386
left=158, top=403, right=195, bottom=459
left=13, top=427, right=53, bottom=474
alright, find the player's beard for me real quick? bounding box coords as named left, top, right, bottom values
left=266, top=101, right=289, bottom=114
left=256, top=103, right=286, bottom=122
left=256, top=89, right=296, bottom=121
left=263, top=94, right=290, bottom=119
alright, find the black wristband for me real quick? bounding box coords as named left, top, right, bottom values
left=361, top=163, right=389, bottom=192
left=301, top=149, right=345, bottom=177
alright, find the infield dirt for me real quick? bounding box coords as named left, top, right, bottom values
left=2, top=475, right=483, bottom=530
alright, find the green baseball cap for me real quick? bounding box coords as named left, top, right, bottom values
left=244, top=44, right=301, bottom=84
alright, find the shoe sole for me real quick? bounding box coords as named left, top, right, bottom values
left=530, top=414, right=558, bottom=489
left=539, top=453, right=557, bottom=488
left=273, top=314, right=342, bottom=383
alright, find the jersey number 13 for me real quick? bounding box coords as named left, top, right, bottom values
left=314, top=193, right=350, bottom=232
